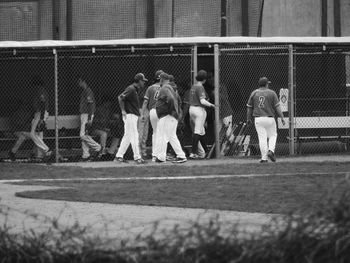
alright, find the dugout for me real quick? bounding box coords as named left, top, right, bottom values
left=1, top=37, right=350, bottom=162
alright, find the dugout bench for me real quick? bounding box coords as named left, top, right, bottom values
left=277, top=116, right=350, bottom=154
left=0, top=115, right=83, bottom=158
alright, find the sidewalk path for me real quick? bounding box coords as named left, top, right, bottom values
left=0, top=182, right=274, bottom=240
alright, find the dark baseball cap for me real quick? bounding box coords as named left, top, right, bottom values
left=258, top=77, right=271, bottom=87
left=196, top=70, right=207, bottom=81
left=134, top=73, right=148, bottom=82
left=160, top=72, right=171, bottom=80
left=155, top=70, right=164, bottom=80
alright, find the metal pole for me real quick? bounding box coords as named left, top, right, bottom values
left=214, top=44, right=221, bottom=158
left=192, top=45, right=198, bottom=86
left=288, top=44, right=295, bottom=155
left=54, top=49, right=59, bottom=163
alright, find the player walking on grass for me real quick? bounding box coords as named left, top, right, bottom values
left=189, top=70, right=215, bottom=159
left=153, top=73, right=187, bottom=163
left=78, top=76, right=102, bottom=161
left=246, top=77, right=286, bottom=163
left=141, top=70, right=163, bottom=159
left=115, top=73, right=148, bottom=164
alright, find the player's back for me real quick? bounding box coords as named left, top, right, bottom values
left=248, top=88, right=279, bottom=117
left=145, top=83, right=161, bottom=110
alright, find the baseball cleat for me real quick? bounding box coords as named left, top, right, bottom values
left=267, top=150, right=276, bottom=162
left=79, top=157, right=91, bottom=162
left=135, top=158, right=146, bottom=164
left=172, top=157, right=187, bottom=163
left=155, top=157, right=165, bottom=163
left=259, top=159, right=268, bottom=163
left=114, top=157, right=128, bottom=163
left=189, top=153, right=199, bottom=159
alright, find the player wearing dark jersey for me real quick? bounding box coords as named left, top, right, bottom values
left=189, top=70, right=215, bottom=159
left=78, top=76, right=102, bottom=161
left=115, top=73, right=148, bottom=164
left=246, top=77, right=286, bottom=163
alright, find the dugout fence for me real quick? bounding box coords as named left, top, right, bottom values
left=0, top=38, right=350, bottom=163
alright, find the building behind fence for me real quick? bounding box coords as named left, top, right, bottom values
left=1, top=38, right=350, bottom=162
left=0, top=0, right=349, bottom=42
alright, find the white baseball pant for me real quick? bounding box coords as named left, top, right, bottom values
left=154, top=115, right=186, bottom=162
left=93, top=129, right=108, bottom=154
left=149, top=108, right=159, bottom=156
left=254, top=117, right=277, bottom=161
left=116, top=113, right=141, bottom=160
left=31, top=111, right=50, bottom=157
left=189, top=106, right=206, bottom=157
left=80, top=114, right=101, bottom=158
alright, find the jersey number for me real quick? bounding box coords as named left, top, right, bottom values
left=154, top=91, right=159, bottom=100
left=258, top=96, right=265, bottom=108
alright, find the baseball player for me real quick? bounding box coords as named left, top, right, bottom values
left=115, top=73, right=148, bottom=164
left=91, top=98, right=122, bottom=160
left=189, top=70, right=215, bottom=159
left=246, top=77, right=286, bottom=163
left=153, top=73, right=187, bottom=163
left=141, top=70, right=163, bottom=160
left=78, top=76, right=102, bottom=161
left=8, top=77, right=51, bottom=161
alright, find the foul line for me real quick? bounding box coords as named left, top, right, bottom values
left=1, top=171, right=349, bottom=184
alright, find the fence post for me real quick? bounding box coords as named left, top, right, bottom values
left=53, top=48, right=59, bottom=163
left=192, top=45, right=198, bottom=85
left=288, top=44, right=295, bottom=155
left=214, top=44, right=221, bottom=158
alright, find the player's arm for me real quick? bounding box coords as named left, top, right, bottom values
left=118, top=87, right=132, bottom=118
left=198, top=88, right=214, bottom=108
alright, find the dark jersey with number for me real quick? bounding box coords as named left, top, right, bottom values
left=247, top=88, right=279, bottom=117
left=144, top=83, right=161, bottom=110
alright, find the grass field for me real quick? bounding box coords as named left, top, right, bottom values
left=1, top=159, right=349, bottom=214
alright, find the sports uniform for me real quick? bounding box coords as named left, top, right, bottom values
left=115, top=73, right=147, bottom=164
left=189, top=70, right=215, bottom=159
left=79, top=80, right=101, bottom=160
left=141, top=70, right=163, bottom=157
left=154, top=73, right=186, bottom=163
left=9, top=79, right=51, bottom=161
left=246, top=77, right=285, bottom=162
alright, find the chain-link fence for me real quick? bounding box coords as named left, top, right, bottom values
left=217, top=45, right=290, bottom=157
left=294, top=45, right=350, bottom=154
left=0, top=45, right=192, bottom=162
left=0, top=0, right=267, bottom=41
left=1, top=42, right=350, bottom=163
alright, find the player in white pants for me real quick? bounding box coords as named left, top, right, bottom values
left=247, top=77, right=285, bottom=163
left=78, top=77, right=101, bottom=161
left=188, top=70, right=215, bottom=159
left=153, top=73, right=187, bottom=163
left=115, top=73, right=148, bottom=164
left=141, top=70, right=163, bottom=159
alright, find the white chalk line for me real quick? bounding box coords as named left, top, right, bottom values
left=1, top=171, right=349, bottom=184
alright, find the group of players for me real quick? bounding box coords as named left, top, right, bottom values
left=110, top=69, right=215, bottom=164
left=7, top=70, right=285, bottom=164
